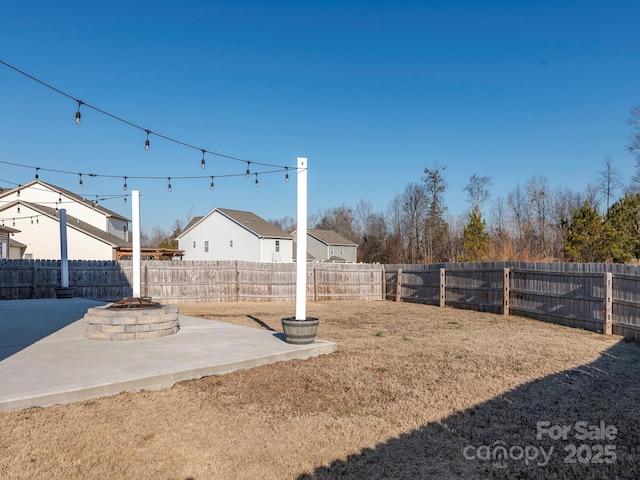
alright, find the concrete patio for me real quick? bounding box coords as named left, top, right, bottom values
left=0, top=298, right=336, bottom=412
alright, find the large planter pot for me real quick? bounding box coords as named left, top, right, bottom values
left=281, top=317, right=319, bottom=345
left=55, top=287, right=76, bottom=299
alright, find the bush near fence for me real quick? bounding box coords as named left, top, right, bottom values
left=2, top=259, right=640, bottom=340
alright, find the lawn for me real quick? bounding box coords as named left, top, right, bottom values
left=1, top=300, right=639, bottom=479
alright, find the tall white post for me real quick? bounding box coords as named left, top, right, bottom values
left=295, top=157, right=308, bottom=320
left=132, top=190, right=141, bottom=297
left=59, top=209, right=69, bottom=288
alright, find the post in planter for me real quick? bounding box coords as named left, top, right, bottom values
left=55, top=208, right=75, bottom=299
left=282, top=157, right=319, bottom=344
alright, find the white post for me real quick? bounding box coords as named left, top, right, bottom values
left=295, top=157, right=308, bottom=320
left=132, top=190, right=141, bottom=297
left=59, top=209, right=69, bottom=288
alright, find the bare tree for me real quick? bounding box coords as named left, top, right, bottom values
left=422, top=163, right=448, bottom=263
left=598, top=155, right=623, bottom=211
left=312, top=204, right=357, bottom=242
left=399, top=182, right=428, bottom=263
left=464, top=174, right=492, bottom=214
left=269, top=216, right=296, bottom=234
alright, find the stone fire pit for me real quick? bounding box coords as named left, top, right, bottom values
left=84, top=297, right=180, bottom=341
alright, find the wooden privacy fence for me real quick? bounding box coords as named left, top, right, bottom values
left=385, top=262, right=640, bottom=339
left=0, top=259, right=384, bottom=303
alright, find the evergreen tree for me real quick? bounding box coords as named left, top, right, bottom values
left=563, top=203, right=605, bottom=262
left=462, top=209, right=490, bottom=261
left=603, top=193, right=640, bottom=262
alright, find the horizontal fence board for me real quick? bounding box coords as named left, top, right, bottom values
left=0, top=260, right=383, bottom=304
left=384, top=261, right=640, bottom=339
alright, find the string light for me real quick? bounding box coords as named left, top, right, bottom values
left=167, top=177, right=172, bottom=192
left=285, top=167, right=289, bottom=183
left=246, top=162, right=251, bottom=179
left=35, top=167, right=39, bottom=180
left=75, top=100, right=82, bottom=124
left=0, top=59, right=295, bottom=179
left=17, top=206, right=20, bottom=214
left=78, top=173, right=83, bottom=188
left=255, top=173, right=259, bottom=187
left=123, top=177, right=128, bottom=192
left=12, top=218, right=15, bottom=227
left=31, top=217, right=33, bottom=224
left=210, top=176, right=215, bottom=190
left=17, top=186, right=20, bottom=198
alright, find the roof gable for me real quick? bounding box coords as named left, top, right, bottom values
left=178, top=208, right=290, bottom=239
left=306, top=229, right=358, bottom=246
left=2, top=201, right=131, bottom=249
left=0, top=180, right=130, bottom=222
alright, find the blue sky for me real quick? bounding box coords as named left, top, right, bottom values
left=1, top=1, right=639, bottom=232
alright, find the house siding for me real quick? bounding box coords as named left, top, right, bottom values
left=178, top=210, right=293, bottom=262
left=1, top=203, right=116, bottom=260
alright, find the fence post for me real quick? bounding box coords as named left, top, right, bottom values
left=235, top=261, right=240, bottom=302
left=313, top=266, right=318, bottom=301
left=31, top=261, right=37, bottom=299
left=503, top=268, right=510, bottom=316
left=395, top=269, right=402, bottom=302
left=604, top=272, right=612, bottom=335
left=440, top=268, right=445, bottom=308
left=381, top=265, right=386, bottom=300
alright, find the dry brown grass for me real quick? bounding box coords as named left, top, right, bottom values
left=1, top=300, right=639, bottom=479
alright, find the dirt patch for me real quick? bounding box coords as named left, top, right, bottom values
left=1, top=300, right=639, bottom=479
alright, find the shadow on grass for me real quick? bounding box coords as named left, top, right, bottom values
left=299, top=339, right=640, bottom=479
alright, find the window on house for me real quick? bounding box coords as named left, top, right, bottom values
left=204, top=240, right=209, bottom=253
left=230, top=240, right=234, bottom=248
left=275, top=240, right=280, bottom=252
left=330, top=245, right=334, bottom=255
left=193, top=241, right=196, bottom=249
left=340, top=246, right=344, bottom=255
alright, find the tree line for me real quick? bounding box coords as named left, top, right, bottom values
left=272, top=106, right=640, bottom=264
left=148, top=106, right=640, bottom=265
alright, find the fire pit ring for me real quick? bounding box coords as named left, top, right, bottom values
left=84, top=297, right=180, bottom=341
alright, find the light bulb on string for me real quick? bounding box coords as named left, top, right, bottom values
left=78, top=173, right=83, bottom=188
left=31, top=217, right=33, bottom=225
left=36, top=217, right=39, bottom=224
left=17, top=206, right=20, bottom=214
left=35, top=167, right=39, bottom=180
left=201, top=150, right=206, bottom=169
left=167, top=177, right=172, bottom=192
left=123, top=177, right=128, bottom=192
left=124, top=195, right=127, bottom=203
left=245, top=162, right=251, bottom=179
left=12, top=218, right=15, bottom=227
left=210, top=176, right=215, bottom=191
left=285, top=167, right=289, bottom=183
left=145, top=130, right=150, bottom=151
left=255, top=173, right=259, bottom=187
left=75, top=100, right=83, bottom=124
left=17, top=186, right=20, bottom=198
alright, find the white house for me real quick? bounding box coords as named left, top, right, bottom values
left=0, top=180, right=131, bottom=260
left=291, top=228, right=358, bottom=262
left=0, top=225, right=20, bottom=259
left=177, top=208, right=293, bottom=262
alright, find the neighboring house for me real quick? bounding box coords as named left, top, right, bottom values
left=177, top=208, right=293, bottom=262
left=0, top=180, right=131, bottom=260
left=0, top=225, right=20, bottom=259
left=291, top=228, right=358, bottom=262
